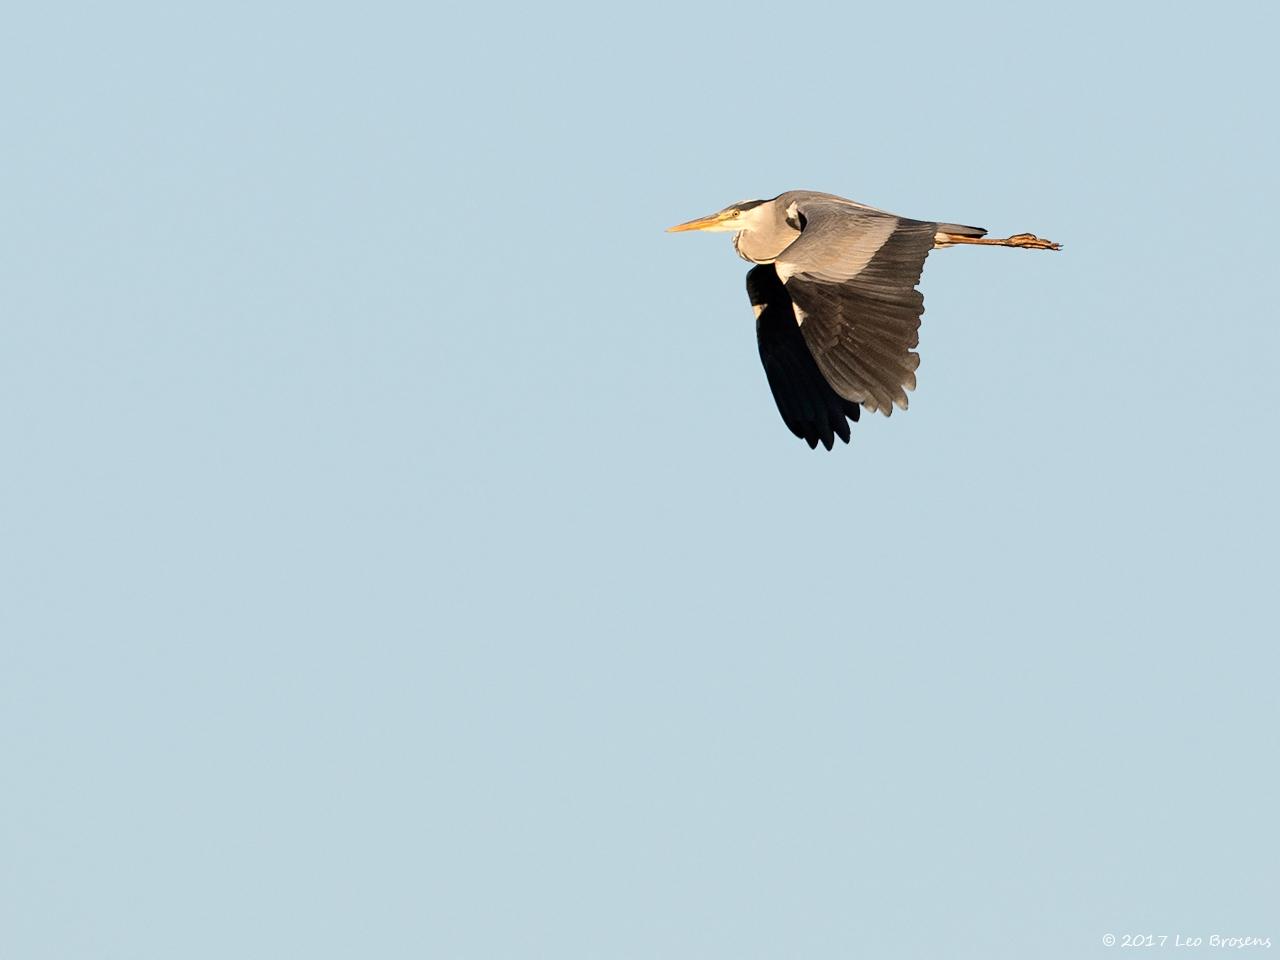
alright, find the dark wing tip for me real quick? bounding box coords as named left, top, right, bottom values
left=750, top=265, right=860, bottom=452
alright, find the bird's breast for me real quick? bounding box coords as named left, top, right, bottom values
left=733, top=227, right=799, bottom=265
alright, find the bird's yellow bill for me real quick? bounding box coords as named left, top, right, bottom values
left=666, top=211, right=731, bottom=232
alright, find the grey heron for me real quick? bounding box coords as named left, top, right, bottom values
left=668, top=190, right=1059, bottom=450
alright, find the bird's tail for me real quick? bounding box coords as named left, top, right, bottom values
left=936, top=222, right=987, bottom=238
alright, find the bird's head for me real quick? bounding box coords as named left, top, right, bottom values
left=666, top=199, right=767, bottom=233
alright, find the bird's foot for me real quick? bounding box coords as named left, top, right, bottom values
left=1004, top=233, right=1062, bottom=251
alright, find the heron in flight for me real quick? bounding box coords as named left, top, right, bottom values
left=669, top=190, right=1059, bottom=450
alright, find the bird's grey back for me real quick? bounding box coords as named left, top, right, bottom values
left=732, top=191, right=940, bottom=266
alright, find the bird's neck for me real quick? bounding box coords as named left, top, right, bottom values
left=732, top=205, right=798, bottom=264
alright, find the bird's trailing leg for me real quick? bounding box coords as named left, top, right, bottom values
left=934, top=232, right=1061, bottom=251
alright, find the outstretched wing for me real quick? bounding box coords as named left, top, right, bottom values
left=775, top=198, right=937, bottom=416
left=748, top=264, right=860, bottom=450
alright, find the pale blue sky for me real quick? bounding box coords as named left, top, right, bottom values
left=2, top=2, right=1277, bottom=957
